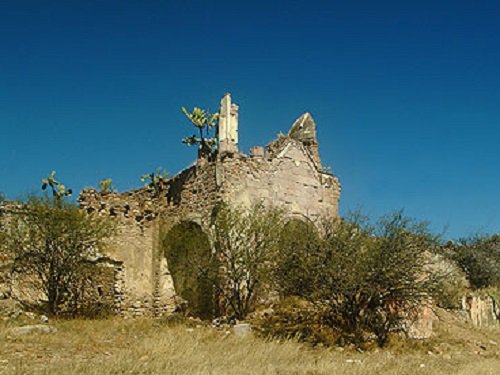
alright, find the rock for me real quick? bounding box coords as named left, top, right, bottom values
left=40, top=315, right=49, bottom=324
left=9, top=324, right=57, bottom=336
left=233, top=323, right=252, bottom=337
left=407, top=305, right=436, bottom=339
left=345, top=359, right=362, bottom=364
left=462, top=295, right=498, bottom=327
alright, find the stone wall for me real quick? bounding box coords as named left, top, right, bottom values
left=77, top=161, right=222, bottom=316
left=219, top=140, right=340, bottom=221
left=76, top=130, right=340, bottom=316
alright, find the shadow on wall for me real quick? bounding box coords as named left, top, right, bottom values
left=162, top=221, right=215, bottom=319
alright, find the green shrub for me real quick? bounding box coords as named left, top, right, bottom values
left=448, top=234, right=500, bottom=290
left=272, top=211, right=442, bottom=347
left=427, top=253, right=469, bottom=309
left=208, top=204, right=284, bottom=320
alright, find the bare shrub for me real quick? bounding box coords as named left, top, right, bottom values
left=207, top=203, right=284, bottom=320
left=4, top=196, right=113, bottom=316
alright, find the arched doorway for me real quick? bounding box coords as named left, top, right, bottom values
left=162, top=222, right=215, bottom=319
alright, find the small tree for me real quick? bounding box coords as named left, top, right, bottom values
left=5, top=194, right=113, bottom=315
left=207, top=204, right=284, bottom=320
left=181, top=107, right=218, bottom=158
left=449, top=234, right=500, bottom=289
left=274, top=211, right=440, bottom=347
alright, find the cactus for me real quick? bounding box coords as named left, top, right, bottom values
left=98, top=178, right=115, bottom=193
left=181, top=106, right=218, bottom=158
left=141, top=167, right=169, bottom=197
left=41, top=171, right=72, bottom=199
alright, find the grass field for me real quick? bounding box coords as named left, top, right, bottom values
left=0, top=310, right=499, bottom=375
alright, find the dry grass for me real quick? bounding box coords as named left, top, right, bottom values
left=0, top=310, right=499, bottom=375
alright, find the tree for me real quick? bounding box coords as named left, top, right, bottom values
left=273, top=211, right=440, bottom=347
left=449, top=234, right=500, bottom=289
left=5, top=196, right=113, bottom=315
left=181, top=107, right=218, bottom=158
left=207, top=204, right=284, bottom=320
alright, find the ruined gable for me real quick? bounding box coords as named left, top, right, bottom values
left=287, top=112, right=322, bottom=170
left=219, top=139, right=339, bottom=220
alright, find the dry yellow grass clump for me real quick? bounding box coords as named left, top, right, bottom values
left=0, top=310, right=499, bottom=375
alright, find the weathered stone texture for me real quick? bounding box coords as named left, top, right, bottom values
left=462, top=294, right=499, bottom=327
left=218, top=141, right=340, bottom=220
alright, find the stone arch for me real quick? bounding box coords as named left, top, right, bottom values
left=161, top=221, right=215, bottom=319
left=286, top=212, right=318, bottom=228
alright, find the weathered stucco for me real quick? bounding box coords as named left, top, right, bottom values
left=77, top=94, right=341, bottom=316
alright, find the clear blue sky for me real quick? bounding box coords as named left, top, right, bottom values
left=1, top=1, right=499, bottom=239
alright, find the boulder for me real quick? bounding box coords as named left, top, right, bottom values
left=233, top=323, right=252, bottom=337
left=9, top=324, right=57, bottom=336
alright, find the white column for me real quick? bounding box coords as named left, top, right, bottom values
left=218, top=93, right=238, bottom=153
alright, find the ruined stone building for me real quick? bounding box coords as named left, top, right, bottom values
left=75, top=93, right=342, bottom=316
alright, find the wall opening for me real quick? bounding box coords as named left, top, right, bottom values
left=162, top=221, right=215, bottom=319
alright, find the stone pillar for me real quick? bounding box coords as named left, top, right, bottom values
left=218, top=93, right=239, bottom=154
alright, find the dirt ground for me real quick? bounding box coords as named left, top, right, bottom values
left=0, top=309, right=499, bottom=375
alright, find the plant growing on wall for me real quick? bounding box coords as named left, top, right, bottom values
left=181, top=106, right=219, bottom=158
left=141, top=167, right=169, bottom=198
left=98, top=178, right=115, bottom=193
left=41, top=171, right=72, bottom=200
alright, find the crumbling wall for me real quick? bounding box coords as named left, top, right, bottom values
left=219, top=140, right=340, bottom=221
left=78, top=162, right=221, bottom=316
left=74, top=258, right=124, bottom=317
left=79, top=189, right=159, bottom=316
